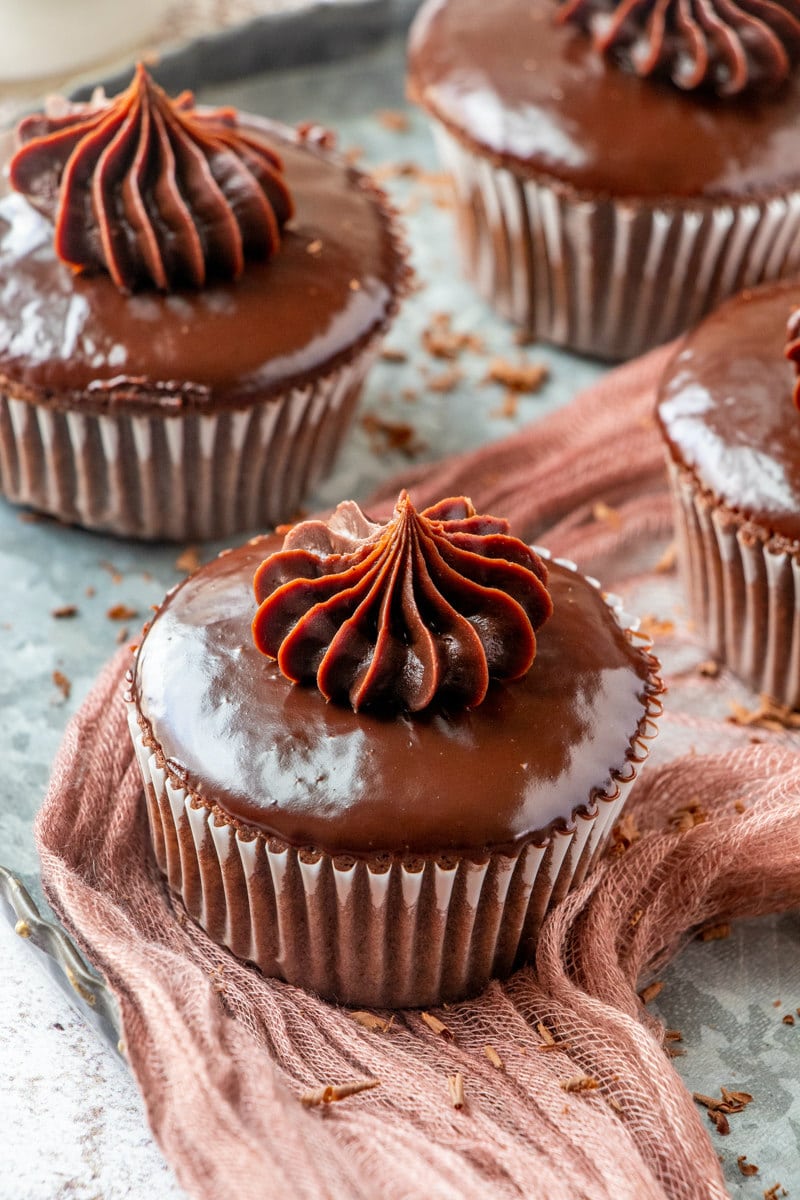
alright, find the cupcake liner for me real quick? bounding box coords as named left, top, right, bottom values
left=432, top=124, right=800, bottom=361
left=0, top=348, right=375, bottom=542
left=126, top=555, right=662, bottom=1008
left=668, top=458, right=800, bottom=707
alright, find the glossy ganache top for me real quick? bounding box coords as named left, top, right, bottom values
left=0, top=119, right=405, bottom=414
left=407, top=0, right=800, bottom=199
left=252, top=493, right=553, bottom=713
left=132, top=534, right=657, bottom=856
left=657, top=278, right=800, bottom=542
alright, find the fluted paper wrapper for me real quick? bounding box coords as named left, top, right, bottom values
left=669, top=459, right=800, bottom=708
left=432, top=125, right=800, bottom=361
left=0, top=350, right=374, bottom=542
left=126, top=560, right=661, bottom=1008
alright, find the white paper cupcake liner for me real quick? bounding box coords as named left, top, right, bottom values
left=669, top=459, right=800, bottom=708
left=0, top=349, right=374, bottom=542
left=126, top=554, right=661, bottom=1008
left=432, top=124, right=800, bottom=361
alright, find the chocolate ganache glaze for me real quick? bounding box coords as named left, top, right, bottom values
left=557, top=0, right=800, bottom=97
left=9, top=64, right=294, bottom=292
left=407, top=0, right=800, bottom=199
left=0, top=117, right=404, bottom=414
left=658, top=278, right=800, bottom=543
left=132, top=532, right=658, bottom=856
left=252, top=494, right=553, bottom=713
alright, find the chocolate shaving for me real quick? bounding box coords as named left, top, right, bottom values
left=52, top=670, right=71, bottom=700
left=763, top=1184, right=787, bottom=1199
left=737, top=1155, right=759, bottom=1176
left=421, top=1012, right=453, bottom=1041
left=350, top=1011, right=393, bottom=1034
left=638, top=981, right=664, bottom=1005
left=670, top=800, right=708, bottom=833
left=728, top=694, right=800, bottom=732
left=448, top=1072, right=465, bottom=1110
left=537, top=1021, right=555, bottom=1046
left=490, top=392, right=519, bottom=420
left=560, top=1076, right=599, bottom=1093
left=664, top=1030, right=683, bottom=1042
left=693, top=1087, right=753, bottom=1136
left=99, top=559, right=122, bottom=583
left=380, top=346, right=408, bottom=363
left=300, top=1079, right=379, bottom=1107
left=115, top=626, right=129, bottom=645
left=483, top=1045, right=503, bottom=1069
left=107, top=604, right=138, bottom=621
left=698, top=922, right=730, bottom=942
left=51, top=604, right=78, bottom=619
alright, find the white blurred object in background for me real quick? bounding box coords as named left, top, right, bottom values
left=0, top=0, right=171, bottom=81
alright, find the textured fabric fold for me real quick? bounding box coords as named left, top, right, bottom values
left=36, top=344, right=800, bottom=1200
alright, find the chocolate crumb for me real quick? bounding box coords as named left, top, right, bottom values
left=654, top=542, right=678, bottom=573
left=670, top=800, right=708, bottom=832
left=427, top=366, right=463, bottom=394
left=490, top=391, right=519, bottom=420
left=306, top=239, right=323, bottom=256
left=483, top=358, right=548, bottom=394
left=698, top=922, right=731, bottom=942
left=536, top=1021, right=555, bottom=1046
left=734, top=799, right=748, bottom=813
left=697, top=659, right=720, bottom=678
left=782, top=1013, right=795, bottom=1026
left=360, top=413, right=424, bottom=457
left=51, top=605, right=78, bottom=619
left=592, top=501, right=622, bottom=530
left=484, top=1045, right=504, bottom=1069
left=300, top=1079, right=379, bottom=1107
left=376, top=109, right=410, bottom=132
left=638, top=614, right=675, bottom=640
left=728, top=694, right=800, bottom=732
left=560, top=1076, right=599, bottom=1093
left=421, top=1011, right=453, bottom=1040
left=53, top=1022, right=64, bottom=1031
left=380, top=346, right=408, bottom=364
left=773, top=999, right=782, bottom=1007
left=107, top=604, right=138, bottom=621
left=665, top=1030, right=683, bottom=1042
left=52, top=670, right=71, bottom=701
left=610, top=811, right=640, bottom=855
left=422, top=312, right=482, bottom=360
left=629, top=908, right=644, bottom=928
left=448, top=1072, right=465, bottom=1110
left=99, top=559, right=123, bottom=584
left=85, top=586, right=95, bottom=597
left=350, top=1011, right=393, bottom=1033
left=175, top=546, right=202, bottom=574
left=638, top=981, right=664, bottom=1005
left=737, top=1156, right=759, bottom=1177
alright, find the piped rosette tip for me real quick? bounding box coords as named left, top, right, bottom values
left=252, top=492, right=553, bottom=713
left=8, top=62, right=294, bottom=292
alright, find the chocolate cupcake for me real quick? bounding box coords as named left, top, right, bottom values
left=658, top=278, right=800, bottom=707
left=408, top=0, right=800, bottom=360
left=126, top=492, right=662, bottom=1007
left=0, top=66, right=407, bottom=540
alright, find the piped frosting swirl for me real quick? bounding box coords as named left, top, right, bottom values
left=557, top=0, right=800, bottom=96
left=8, top=63, right=294, bottom=292
left=252, top=492, right=553, bottom=713
left=785, top=305, right=800, bottom=406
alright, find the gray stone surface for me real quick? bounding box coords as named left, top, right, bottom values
left=0, top=27, right=798, bottom=1200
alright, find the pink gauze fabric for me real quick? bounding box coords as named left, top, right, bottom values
left=36, top=344, right=800, bottom=1200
